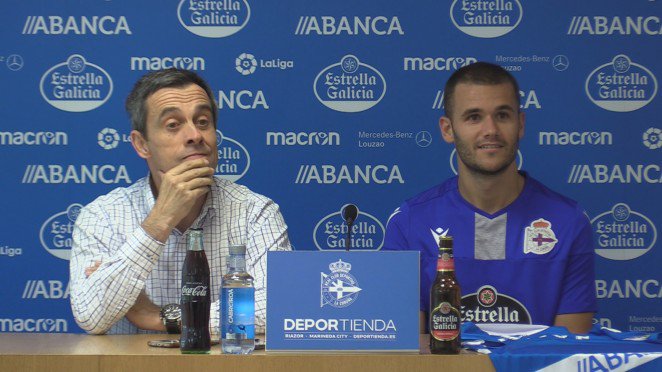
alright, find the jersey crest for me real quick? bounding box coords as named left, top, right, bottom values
left=524, top=218, right=558, bottom=255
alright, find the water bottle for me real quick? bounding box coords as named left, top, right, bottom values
left=221, top=245, right=255, bottom=354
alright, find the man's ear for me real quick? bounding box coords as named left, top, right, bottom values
left=130, top=130, right=150, bottom=159
left=440, top=116, right=455, bottom=144
left=518, top=111, right=526, bottom=140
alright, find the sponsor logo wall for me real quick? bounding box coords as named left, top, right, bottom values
left=0, top=0, right=659, bottom=334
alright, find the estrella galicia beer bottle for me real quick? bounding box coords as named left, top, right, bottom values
left=180, top=228, right=211, bottom=354
left=429, top=235, right=461, bottom=354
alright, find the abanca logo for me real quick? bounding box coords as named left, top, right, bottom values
left=294, top=16, right=404, bottom=36
left=585, top=55, right=657, bottom=112
left=40, top=203, right=82, bottom=261
left=450, top=0, right=523, bottom=38
left=314, top=55, right=386, bottom=113
left=178, top=0, right=250, bottom=38
left=22, top=15, right=131, bottom=35
left=568, top=16, right=662, bottom=36
left=591, top=203, right=657, bottom=260
left=215, top=130, right=250, bottom=182
left=313, top=205, right=385, bottom=251
left=40, top=54, right=113, bottom=112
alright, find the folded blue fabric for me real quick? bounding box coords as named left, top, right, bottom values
left=460, top=322, right=662, bottom=371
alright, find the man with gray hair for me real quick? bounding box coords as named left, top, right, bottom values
left=70, top=68, right=291, bottom=335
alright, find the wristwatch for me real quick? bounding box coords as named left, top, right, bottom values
left=160, top=303, right=181, bottom=334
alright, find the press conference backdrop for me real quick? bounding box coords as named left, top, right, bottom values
left=0, top=0, right=660, bottom=334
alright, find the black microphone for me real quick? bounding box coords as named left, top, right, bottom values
left=342, top=204, right=358, bottom=251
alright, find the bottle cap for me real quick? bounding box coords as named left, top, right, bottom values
left=438, top=235, right=453, bottom=248
left=229, top=245, right=246, bottom=255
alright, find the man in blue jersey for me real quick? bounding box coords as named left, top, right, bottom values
left=383, top=62, right=596, bottom=334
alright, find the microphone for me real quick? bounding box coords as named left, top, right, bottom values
left=341, top=204, right=358, bottom=252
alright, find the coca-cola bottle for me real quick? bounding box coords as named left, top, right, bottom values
left=180, top=228, right=211, bottom=354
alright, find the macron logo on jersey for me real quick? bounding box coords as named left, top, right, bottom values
left=386, top=207, right=401, bottom=227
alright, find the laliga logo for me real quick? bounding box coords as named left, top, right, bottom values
left=314, top=55, right=386, bottom=113
left=215, top=130, right=250, bottom=182
left=40, top=203, right=82, bottom=260
left=313, top=204, right=385, bottom=251
left=591, top=203, right=657, bottom=260
left=177, top=0, right=250, bottom=38
left=585, top=55, right=658, bottom=112
left=449, top=149, right=523, bottom=175
left=450, top=0, right=523, bottom=38
left=40, top=55, right=113, bottom=112
left=97, top=128, right=119, bottom=150
left=320, top=259, right=362, bottom=308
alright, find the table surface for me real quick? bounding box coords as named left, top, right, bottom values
left=0, top=333, right=495, bottom=372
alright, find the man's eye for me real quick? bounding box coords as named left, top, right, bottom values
left=467, top=114, right=480, bottom=122
left=166, top=122, right=180, bottom=129
left=197, top=119, right=210, bottom=127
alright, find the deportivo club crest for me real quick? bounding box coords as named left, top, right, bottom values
left=524, top=218, right=558, bottom=255
left=320, top=259, right=362, bottom=308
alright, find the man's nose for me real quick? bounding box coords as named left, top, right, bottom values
left=482, top=115, right=499, bottom=135
left=183, top=121, right=204, bottom=143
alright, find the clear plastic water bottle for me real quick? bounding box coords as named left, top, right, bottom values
left=221, top=245, right=255, bottom=354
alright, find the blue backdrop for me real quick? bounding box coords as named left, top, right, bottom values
left=0, top=0, right=659, bottom=334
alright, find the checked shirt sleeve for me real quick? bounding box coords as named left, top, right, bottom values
left=69, top=202, right=165, bottom=334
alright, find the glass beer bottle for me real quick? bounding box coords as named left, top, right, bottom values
left=180, top=228, right=211, bottom=354
left=429, top=235, right=461, bottom=354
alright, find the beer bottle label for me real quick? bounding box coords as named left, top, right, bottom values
left=221, top=287, right=255, bottom=339
left=436, top=252, right=454, bottom=271
left=430, top=302, right=460, bottom=341
left=181, top=282, right=209, bottom=301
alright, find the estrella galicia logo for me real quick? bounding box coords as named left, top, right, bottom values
left=215, top=130, right=250, bottom=182
left=40, top=204, right=82, bottom=260
left=462, top=285, right=532, bottom=324
left=313, top=205, right=385, bottom=251
left=585, top=55, right=658, bottom=112
left=177, top=0, right=250, bottom=38
left=320, top=259, right=362, bottom=308
left=450, top=149, right=523, bottom=175
left=314, top=55, right=386, bottom=113
left=591, top=203, right=657, bottom=261
left=40, top=54, right=113, bottom=112
left=450, top=0, right=523, bottom=38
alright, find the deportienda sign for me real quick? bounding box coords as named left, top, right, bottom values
left=40, top=54, right=113, bottom=112
left=314, top=55, right=386, bottom=113
left=585, top=55, right=657, bottom=112
left=177, top=0, right=250, bottom=38
left=450, top=0, right=523, bottom=38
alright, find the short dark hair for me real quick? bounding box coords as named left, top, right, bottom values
left=125, top=68, right=218, bottom=137
left=443, top=62, right=520, bottom=118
